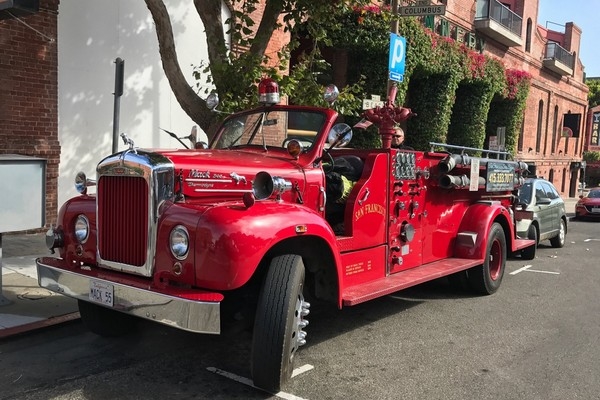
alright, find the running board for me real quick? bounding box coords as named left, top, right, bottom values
left=512, top=238, right=535, bottom=252
left=342, top=257, right=483, bottom=306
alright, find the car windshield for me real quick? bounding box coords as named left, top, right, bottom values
left=518, top=182, right=533, bottom=204
left=588, top=190, right=600, bottom=199
left=212, top=109, right=327, bottom=150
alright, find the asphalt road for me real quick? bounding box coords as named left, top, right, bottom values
left=1, top=218, right=598, bottom=400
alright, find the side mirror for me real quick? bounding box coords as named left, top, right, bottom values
left=536, top=197, right=551, bottom=205
left=327, top=123, right=353, bottom=148
left=323, top=84, right=339, bottom=105
left=206, top=93, right=219, bottom=111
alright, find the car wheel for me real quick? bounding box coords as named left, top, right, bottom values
left=251, top=255, right=310, bottom=392
left=521, top=224, right=538, bottom=260
left=468, top=223, right=507, bottom=295
left=550, top=218, right=566, bottom=248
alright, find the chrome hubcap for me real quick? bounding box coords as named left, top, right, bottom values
left=291, top=295, right=310, bottom=360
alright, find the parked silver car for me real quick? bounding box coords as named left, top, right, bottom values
left=516, top=178, right=567, bottom=259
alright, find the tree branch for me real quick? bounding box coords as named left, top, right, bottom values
left=249, top=0, right=285, bottom=57
left=144, top=0, right=214, bottom=134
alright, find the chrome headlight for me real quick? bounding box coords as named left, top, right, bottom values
left=170, top=225, right=189, bottom=259
left=74, top=215, right=90, bottom=243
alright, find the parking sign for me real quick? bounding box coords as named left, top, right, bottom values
left=389, top=33, right=406, bottom=82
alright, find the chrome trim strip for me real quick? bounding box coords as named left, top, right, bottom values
left=193, top=189, right=252, bottom=193
left=186, top=178, right=236, bottom=183
left=36, top=259, right=221, bottom=334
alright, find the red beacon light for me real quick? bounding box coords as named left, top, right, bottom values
left=258, top=77, right=280, bottom=105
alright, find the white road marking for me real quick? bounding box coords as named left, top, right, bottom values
left=526, top=269, right=560, bottom=275
left=510, top=264, right=559, bottom=275
left=291, top=363, right=314, bottom=378
left=510, top=265, right=532, bottom=275
left=207, top=365, right=313, bottom=400
left=584, top=238, right=600, bottom=242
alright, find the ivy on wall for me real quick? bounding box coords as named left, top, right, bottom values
left=306, top=5, right=531, bottom=154
left=405, top=74, right=459, bottom=150
left=486, top=69, right=532, bottom=154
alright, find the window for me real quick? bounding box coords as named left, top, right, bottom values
left=518, top=113, right=525, bottom=152
left=535, top=184, right=546, bottom=201
left=541, top=182, right=558, bottom=199
left=551, top=105, right=558, bottom=153
left=525, top=18, right=532, bottom=52
left=536, top=100, right=544, bottom=153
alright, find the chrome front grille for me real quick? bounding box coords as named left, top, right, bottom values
left=95, top=150, right=174, bottom=277
left=98, top=175, right=149, bottom=266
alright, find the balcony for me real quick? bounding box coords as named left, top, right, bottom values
left=474, top=0, right=523, bottom=47
left=543, top=42, right=574, bottom=76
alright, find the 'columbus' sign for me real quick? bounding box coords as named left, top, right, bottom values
left=398, top=5, right=446, bottom=16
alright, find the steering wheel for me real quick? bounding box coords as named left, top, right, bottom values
left=321, top=148, right=335, bottom=173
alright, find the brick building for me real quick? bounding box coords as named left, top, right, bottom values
left=583, top=97, right=600, bottom=187
left=0, top=0, right=590, bottom=235
left=410, top=0, right=588, bottom=197
left=0, top=0, right=60, bottom=231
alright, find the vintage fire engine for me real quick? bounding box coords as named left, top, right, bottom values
left=37, top=79, right=535, bottom=392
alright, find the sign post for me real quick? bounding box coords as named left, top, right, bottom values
left=388, top=33, right=406, bottom=83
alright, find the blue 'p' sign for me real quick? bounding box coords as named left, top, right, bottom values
left=389, top=33, right=406, bottom=82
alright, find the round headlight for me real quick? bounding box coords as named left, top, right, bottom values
left=74, top=215, right=89, bottom=243
left=170, top=225, right=189, bottom=259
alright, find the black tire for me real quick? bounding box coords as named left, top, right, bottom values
left=448, top=271, right=470, bottom=291
left=468, top=223, right=506, bottom=295
left=78, top=300, right=138, bottom=337
left=550, top=218, right=566, bottom=248
left=521, top=224, right=538, bottom=260
left=251, top=255, right=309, bottom=393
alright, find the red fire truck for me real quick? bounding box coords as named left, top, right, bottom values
left=37, top=79, right=535, bottom=392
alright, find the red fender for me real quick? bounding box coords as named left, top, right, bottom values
left=453, top=201, right=512, bottom=259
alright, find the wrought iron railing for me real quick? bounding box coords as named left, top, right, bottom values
left=475, top=0, right=522, bottom=36
left=545, top=42, right=575, bottom=69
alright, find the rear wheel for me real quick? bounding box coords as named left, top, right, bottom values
left=468, top=223, right=506, bottom=295
left=251, top=255, right=310, bottom=392
left=550, top=218, right=566, bottom=248
left=521, top=224, right=538, bottom=260
left=78, top=300, right=138, bottom=337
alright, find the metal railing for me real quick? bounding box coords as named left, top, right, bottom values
left=545, top=42, right=575, bottom=69
left=475, top=0, right=522, bottom=36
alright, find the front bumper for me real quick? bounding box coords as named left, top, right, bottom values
left=576, top=205, right=600, bottom=218
left=36, top=258, right=221, bottom=334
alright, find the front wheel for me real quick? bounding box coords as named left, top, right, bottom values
left=468, top=223, right=506, bottom=295
left=521, top=224, right=538, bottom=260
left=251, top=255, right=310, bottom=392
left=78, top=300, right=138, bottom=337
left=550, top=218, right=566, bottom=248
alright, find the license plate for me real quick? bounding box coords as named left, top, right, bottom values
left=89, top=280, right=114, bottom=307
left=592, top=207, right=600, bottom=213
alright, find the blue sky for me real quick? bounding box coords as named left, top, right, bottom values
left=537, top=0, right=599, bottom=77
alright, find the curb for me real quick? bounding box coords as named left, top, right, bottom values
left=0, top=312, right=80, bottom=339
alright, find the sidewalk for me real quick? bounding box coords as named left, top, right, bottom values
left=0, top=198, right=581, bottom=339
left=0, top=232, right=79, bottom=339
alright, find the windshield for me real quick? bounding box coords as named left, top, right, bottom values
left=213, top=109, right=327, bottom=150
left=518, top=182, right=533, bottom=204
left=588, top=190, right=600, bottom=199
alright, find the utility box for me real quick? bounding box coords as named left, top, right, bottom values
left=0, top=154, right=46, bottom=233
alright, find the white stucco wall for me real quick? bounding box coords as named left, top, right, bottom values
left=57, top=1, right=220, bottom=207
